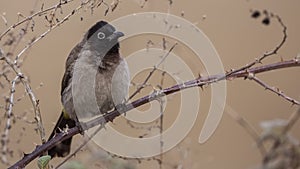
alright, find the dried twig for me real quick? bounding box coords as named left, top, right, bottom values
left=2, top=54, right=45, bottom=143
left=14, top=0, right=92, bottom=63
left=225, top=105, right=267, bottom=156
left=251, top=76, right=300, bottom=105
left=1, top=75, right=20, bottom=165
left=128, top=42, right=177, bottom=101
left=225, top=14, right=287, bottom=79
left=0, top=0, right=76, bottom=40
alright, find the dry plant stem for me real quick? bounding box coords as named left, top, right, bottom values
left=2, top=56, right=45, bottom=146
left=1, top=76, right=20, bottom=165
left=225, top=105, right=266, bottom=156
left=225, top=14, right=287, bottom=79
left=10, top=0, right=40, bottom=56
left=159, top=71, right=166, bottom=169
left=128, top=42, right=177, bottom=101
left=282, top=107, right=300, bottom=135
left=14, top=0, right=91, bottom=63
left=251, top=76, right=300, bottom=105
left=8, top=59, right=300, bottom=169
left=0, top=0, right=76, bottom=40
left=158, top=97, right=164, bottom=169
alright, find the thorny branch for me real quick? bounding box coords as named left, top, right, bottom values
left=1, top=54, right=45, bottom=165
left=0, top=0, right=75, bottom=40
left=1, top=75, right=20, bottom=165
left=9, top=58, right=300, bottom=169
left=251, top=76, right=300, bottom=105
left=128, top=42, right=178, bottom=101
left=224, top=13, right=287, bottom=80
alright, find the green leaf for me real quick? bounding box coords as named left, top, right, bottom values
left=37, top=155, right=51, bottom=169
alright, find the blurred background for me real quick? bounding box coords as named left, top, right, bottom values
left=0, top=0, right=300, bottom=168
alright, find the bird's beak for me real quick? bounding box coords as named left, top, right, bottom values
left=107, top=31, right=124, bottom=41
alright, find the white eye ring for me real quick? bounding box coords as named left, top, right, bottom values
left=97, top=32, right=105, bottom=39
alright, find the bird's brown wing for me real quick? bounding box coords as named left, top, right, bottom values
left=61, top=41, right=84, bottom=96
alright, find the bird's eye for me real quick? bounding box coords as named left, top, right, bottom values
left=97, top=32, right=105, bottom=39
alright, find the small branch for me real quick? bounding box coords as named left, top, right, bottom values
left=1, top=75, right=20, bottom=165
left=225, top=13, right=287, bottom=78
left=0, top=0, right=76, bottom=40
left=128, top=42, right=177, bottom=101
left=225, top=105, right=266, bottom=156
left=282, top=107, right=300, bottom=135
left=2, top=54, right=46, bottom=144
left=14, top=0, right=91, bottom=63
left=251, top=76, right=300, bottom=105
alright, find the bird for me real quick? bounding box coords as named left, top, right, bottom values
left=48, top=20, right=130, bottom=158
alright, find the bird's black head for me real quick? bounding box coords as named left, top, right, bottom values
left=86, top=21, right=124, bottom=55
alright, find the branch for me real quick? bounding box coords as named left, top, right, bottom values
left=128, top=42, right=177, bottom=101
left=251, top=76, right=300, bottom=105
left=1, top=76, right=20, bottom=165
left=0, top=0, right=75, bottom=40
left=14, top=0, right=92, bottom=63
left=225, top=13, right=287, bottom=78
left=225, top=105, right=266, bottom=156
left=8, top=58, right=300, bottom=169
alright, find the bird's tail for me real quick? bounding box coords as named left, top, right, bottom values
left=48, top=110, right=76, bottom=158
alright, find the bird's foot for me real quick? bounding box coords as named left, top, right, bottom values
left=74, top=117, right=84, bottom=135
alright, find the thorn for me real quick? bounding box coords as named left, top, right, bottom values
left=280, top=56, right=284, bottom=62
left=199, top=85, right=203, bottom=90
left=181, top=11, right=185, bottom=17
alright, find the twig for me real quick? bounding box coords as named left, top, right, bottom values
left=251, top=76, right=300, bottom=105
left=140, top=0, right=148, bottom=8
left=225, top=105, right=266, bottom=156
left=14, top=0, right=92, bottom=64
left=128, top=42, right=177, bottom=101
left=2, top=55, right=46, bottom=144
left=225, top=14, right=287, bottom=79
left=10, top=0, right=40, bottom=56
left=0, top=13, right=8, bottom=26
left=0, top=0, right=76, bottom=40
left=1, top=75, right=20, bottom=165
left=282, top=107, right=300, bottom=135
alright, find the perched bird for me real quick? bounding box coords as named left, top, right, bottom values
left=48, top=21, right=130, bottom=158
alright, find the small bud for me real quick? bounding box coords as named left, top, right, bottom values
left=262, top=17, right=270, bottom=25
left=251, top=10, right=261, bottom=18
left=247, top=73, right=255, bottom=80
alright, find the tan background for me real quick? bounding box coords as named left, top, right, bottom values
left=0, top=0, right=300, bottom=168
